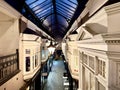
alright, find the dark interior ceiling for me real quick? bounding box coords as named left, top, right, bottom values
left=5, top=0, right=88, bottom=41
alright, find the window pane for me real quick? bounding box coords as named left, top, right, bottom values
left=26, top=57, right=30, bottom=71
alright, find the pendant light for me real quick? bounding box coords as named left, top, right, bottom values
left=47, top=40, right=55, bottom=54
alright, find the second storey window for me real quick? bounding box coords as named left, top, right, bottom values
left=98, top=59, right=106, bottom=78
left=35, top=54, right=38, bottom=67
left=26, top=57, right=30, bottom=72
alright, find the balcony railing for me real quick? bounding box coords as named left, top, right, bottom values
left=0, top=49, right=20, bottom=85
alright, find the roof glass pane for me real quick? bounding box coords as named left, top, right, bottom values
left=37, top=7, right=53, bottom=17
left=32, top=3, right=51, bottom=11
left=36, top=6, right=53, bottom=17
left=25, top=0, right=39, bottom=5
left=28, top=0, right=51, bottom=9
left=43, top=15, right=55, bottom=30
left=58, top=23, right=67, bottom=29
left=56, top=0, right=76, bottom=11
left=24, top=0, right=82, bottom=39
left=56, top=2, right=75, bottom=12
left=57, top=0, right=77, bottom=8
left=56, top=7, right=73, bottom=17
left=57, top=7, right=73, bottom=16
left=34, top=4, right=53, bottom=14
left=56, top=3, right=74, bottom=14
left=68, top=0, right=78, bottom=5
left=57, top=10, right=71, bottom=19
left=43, top=14, right=55, bottom=26
left=38, top=12, right=51, bottom=18
left=57, top=15, right=68, bottom=27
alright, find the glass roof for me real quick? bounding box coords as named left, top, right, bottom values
left=25, top=0, right=78, bottom=39
left=5, top=0, right=88, bottom=41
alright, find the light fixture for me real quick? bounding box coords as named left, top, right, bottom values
left=47, top=40, right=55, bottom=54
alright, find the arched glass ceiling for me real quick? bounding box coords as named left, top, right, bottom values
left=25, top=0, right=78, bottom=39
left=5, top=0, right=88, bottom=41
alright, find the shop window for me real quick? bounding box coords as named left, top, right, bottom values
left=42, top=50, right=45, bottom=60
left=35, top=55, right=38, bottom=67
left=32, top=56, right=34, bottom=69
left=41, top=46, right=47, bottom=60
left=79, top=52, right=82, bottom=61
left=25, top=49, right=30, bottom=54
left=83, top=53, right=88, bottom=65
left=98, top=82, right=106, bottom=90
left=98, top=60, right=102, bottom=75
left=89, top=56, right=94, bottom=70
left=73, top=79, right=79, bottom=90
left=0, top=51, right=19, bottom=85
left=116, top=63, right=120, bottom=87
left=103, top=62, right=106, bottom=78
left=26, top=57, right=30, bottom=71
left=98, top=59, right=106, bottom=78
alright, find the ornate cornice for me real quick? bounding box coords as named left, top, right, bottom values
left=105, top=2, right=120, bottom=15
left=105, top=40, right=120, bottom=44
left=107, top=51, right=120, bottom=61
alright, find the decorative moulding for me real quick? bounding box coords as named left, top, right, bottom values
left=77, top=26, right=94, bottom=41
left=105, top=2, right=120, bottom=15
left=68, top=34, right=78, bottom=41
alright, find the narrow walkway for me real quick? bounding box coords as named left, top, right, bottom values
left=44, top=60, right=65, bottom=90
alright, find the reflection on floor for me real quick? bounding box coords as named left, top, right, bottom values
left=44, top=60, right=65, bottom=90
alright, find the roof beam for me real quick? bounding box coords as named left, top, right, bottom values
left=52, top=0, right=58, bottom=27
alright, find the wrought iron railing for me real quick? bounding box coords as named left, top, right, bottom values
left=0, top=49, right=20, bottom=85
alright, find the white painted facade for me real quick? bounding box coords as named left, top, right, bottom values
left=63, top=1, right=120, bottom=90
left=0, top=1, right=49, bottom=89
left=22, top=34, right=41, bottom=80
left=0, top=1, right=25, bottom=90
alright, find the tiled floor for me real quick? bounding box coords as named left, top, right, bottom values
left=44, top=60, right=65, bottom=90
